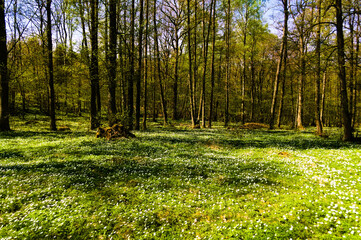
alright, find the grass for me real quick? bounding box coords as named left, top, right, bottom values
left=0, top=116, right=361, bottom=239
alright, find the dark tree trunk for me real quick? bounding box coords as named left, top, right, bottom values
left=335, top=0, right=353, bottom=141
left=128, top=0, right=135, bottom=129
left=107, top=0, right=117, bottom=126
left=224, top=0, right=230, bottom=127
left=0, top=0, right=9, bottom=131
left=135, top=0, right=144, bottom=130
left=90, top=0, right=100, bottom=129
left=143, top=0, right=149, bottom=130
left=47, top=0, right=56, bottom=131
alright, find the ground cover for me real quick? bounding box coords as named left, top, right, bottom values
left=0, top=117, right=360, bottom=239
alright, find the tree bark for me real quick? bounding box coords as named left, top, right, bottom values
left=47, top=0, right=56, bottom=131
left=90, top=0, right=100, bottom=129
left=315, top=0, right=323, bottom=135
left=187, top=0, right=196, bottom=127
left=128, top=0, right=135, bottom=129
left=335, top=0, right=353, bottom=141
left=269, top=0, right=288, bottom=129
left=108, top=0, right=117, bottom=126
left=154, top=0, right=167, bottom=126
left=135, top=0, right=144, bottom=130
left=208, top=0, right=216, bottom=128
left=0, top=0, right=10, bottom=131
left=143, top=0, right=149, bottom=130
left=224, top=0, right=231, bottom=127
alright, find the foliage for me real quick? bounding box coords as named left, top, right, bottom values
left=0, top=116, right=360, bottom=239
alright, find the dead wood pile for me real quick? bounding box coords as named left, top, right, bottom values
left=96, top=124, right=136, bottom=140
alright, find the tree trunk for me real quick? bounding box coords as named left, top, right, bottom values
left=187, top=0, right=196, bottom=127
left=128, top=0, right=135, bottom=129
left=154, top=0, right=167, bottom=126
left=208, top=0, right=216, bottom=128
left=143, top=0, right=149, bottom=130
left=135, top=0, right=144, bottom=130
left=0, top=0, right=10, bottom=131
left=108, top=0, right=117, bottom=126
left=47, top=0, right=56, bottom=131
left=335, top=0, right=353, bottom=141
left=90, top=0, right=100, bottom=129
left=315, top=0, right=323, bottom=135
left=200, top=0, right=214, bottom=128
left=269, top=0, right=288, bottom=129
left=224, top=0, right=230, bottom=127
left=296, top=37, right=305, bottom=130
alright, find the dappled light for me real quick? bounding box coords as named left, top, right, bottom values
left=1, top=120, right=360, bottom=238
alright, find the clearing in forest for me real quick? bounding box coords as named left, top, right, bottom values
left=0, top=118, right=360, bottom=239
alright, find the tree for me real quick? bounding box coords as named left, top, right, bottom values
left=107, top=0, right=117, bottom=126
left=0, top=0, right=10, bottom=131
left=135, top=0, right=144, bottom=130
left=47, top=0, right=57, bottom=131
left=335, top=0, right=353, bottom=141
left=269, top=0, right=288, bottom=129
left=90, top=0, right=100, bottom=129
left=314, top=0, right=323, bottom=135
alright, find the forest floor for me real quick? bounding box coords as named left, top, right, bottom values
left=0, top=116, right=361, bottom=239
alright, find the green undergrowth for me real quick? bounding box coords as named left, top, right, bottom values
left=0, top=117, right=360, bottom=239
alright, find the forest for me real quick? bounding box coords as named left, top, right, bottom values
left=0, top=0, right=359, bottom=140
left=1, top=0, right=361, bottom=239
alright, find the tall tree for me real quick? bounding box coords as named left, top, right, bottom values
left=224, top=0, right=231, bottom=127
left=107, top=0, right=117, bottom=126
left=128, top=0, right=135, bottom=129
left=154, top=0, right=168, bottom=126
left=208, top=0, right=216, bottom=128
left=47, top=0, right=57, bottom=131
left=335, top=0, right=353, bottom=141
left=0, top=0, right=10, bottom=131
left=187, top=0, right=196, bottom=127
left=269, top=0, right=288, bottom=129
left=90, top=0, right=100, bottom=129
left=142, top=0, right=149, bottom=130
left=135, top=0, right=144, bottom=130
left=315, top=0, right=323, bottom=135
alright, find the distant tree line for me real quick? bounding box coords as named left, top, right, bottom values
left=0, top=0, right=360, bottom=140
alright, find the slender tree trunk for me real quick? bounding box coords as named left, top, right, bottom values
left=0, top=0, right=10, bottom=131
left=47, top=0, right=56, bottom=131
left=90, top=0, right=100, bottom=129
left=296, top=37, right=305, bottom=130
left=200, top=0, right=214, bottom=127
left=241, top=6, right=249, bottom=125
left=208, top=0, right=216, bottom=128
left=187, top=0, right=196, bottom=127
left=269, top=0, right=288, bottom=129
left=173, top=29, right=179, bottom=121
left=135, top=0, right=144, bottom=130
left=154, top=0, right=167, bottom=126
left=224, top=0, right=230, bottom=127
left=320, top=70, right=327, bottom=124
left=349, top=14, right=356, bottom=128
left=315, top=0, right=323, bottom=135
left=335, top=0, right=353, bottom=141
left=143, top=0, right=149, bottom=130
left=354, top=14, right=360, bottom=125
left=108, top=0, right=117, bottom=126
left=128, top=0, right=135, bottom=129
